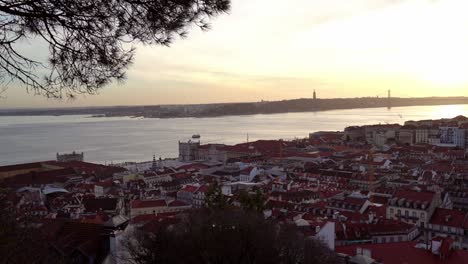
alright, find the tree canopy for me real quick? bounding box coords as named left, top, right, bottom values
left=239, top=188, right=266, bottom=212
left=205, top=181, right=228, bottom=210
left=122, top=209, right=342, bottom=264
left=0, top=0, right=230, bottom=98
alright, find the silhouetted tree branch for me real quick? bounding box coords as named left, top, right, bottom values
left=0, top=0, right=230, bottom=99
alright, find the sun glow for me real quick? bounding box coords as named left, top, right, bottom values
left=431, top=105, right=467, bottom=120
left=5, top=0, right=468, bottom=107
left=403, top=0, right=468, bottom=88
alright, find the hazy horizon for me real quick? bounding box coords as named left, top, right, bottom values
left=2, top=0, right=468, bottom=108
left=2, top=95, right=468, bottom=110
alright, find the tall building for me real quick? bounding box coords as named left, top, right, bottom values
left=178, top=140, right=200, bottom=162
left=313, top=90, right=317, bottom=100
left=56, top=151, right=84, bottom=162
left=151, top=154, right=157, bottom=171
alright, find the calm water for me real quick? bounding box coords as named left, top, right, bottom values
left=1, top=104, right=468, bottom=165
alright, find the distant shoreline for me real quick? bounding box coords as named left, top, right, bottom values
left=1, top=96, right=468, bottom=119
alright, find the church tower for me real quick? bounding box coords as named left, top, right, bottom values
left=313, top=90, right=317, bottom=100
left=152, top=154, right=157, bottom=171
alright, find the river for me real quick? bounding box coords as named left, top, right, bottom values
left=1, top=104, right=467, bottom=165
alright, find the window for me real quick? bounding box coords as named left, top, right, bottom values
left=397, top=210, right=401, bottom=216
left=405, top=210, right=409, bottom=217
left=420, top=212, right=425, bottom=220
left=412, top=211, right=417, bottom=218
left=390, top=208, right=394, bottom=215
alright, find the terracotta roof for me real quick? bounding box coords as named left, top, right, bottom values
left=131, top=199, right=167, bottom=209
left=241, top=166, right=255, bottom=175
left=196, top=184, right=210, bottom=193
left=168, top=200, right=189, bottom=207
left=336, top=241, right=468, bottom=264
left=83, top=198, right=118, bottom=213
left=42, top=220, right=107, bottom=259
left=394, top=190, right=435, bottom=204
left=222, top=140, right=295, bottom=157
left=171, top=172, right=193, bottom=180
left=429, top=208, right=468, bottom=229
left=3, top=168, right=77, bottom=186
left=0, top=161, right=49, bottom=172
left=179, top=185, right=199, bottom=193
left=176, top=163, right=210, bottom=171
left=141, top=217, right=180, bottom=233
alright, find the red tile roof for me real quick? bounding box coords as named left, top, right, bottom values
left=131, top=199, right=167, bottom=209
left=176, top=163, right=210, bottom=171
left=241, top=166, right=255, bottom=175
left=0, top=161, right=49, bottom=172
left=41, top=220, right=107, bottom=258
left=429, top=208, right=468, bottom=229
left=222, top=140, right=295, bottom=157
left=83, top=198, right=118, bottom=213
left=336, top=241, right=468, bottom=264
left=168, top=200, right=189, bottom=207
left=3, top=168, right=77, bottom=186
left=196, top=185, right=210, bottom=193
left=179, top=185, right=198, bottom=193
left=171, top=172, right=193, bottom=180
left=394, top=190, right=435, bottom=204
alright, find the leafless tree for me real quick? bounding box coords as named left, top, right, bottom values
left=0, top=0, right=230, bottom=99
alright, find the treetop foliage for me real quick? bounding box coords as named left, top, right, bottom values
left=122, top=208, right=342, bottom=264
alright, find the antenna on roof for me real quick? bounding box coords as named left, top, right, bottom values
left=369, top=153, right=376, bottom=196
left=279, top=140, right=283, bottom=159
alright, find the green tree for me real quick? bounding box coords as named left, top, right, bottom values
left=239, top=188, right=266, bottom=212
left=205, top=181, right=228, bottom=210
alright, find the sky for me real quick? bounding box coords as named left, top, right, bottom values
left=2, top=0, right=468, bottom=108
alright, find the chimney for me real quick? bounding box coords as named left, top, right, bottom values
left=445, top=215, right=452, bottom=223
left=109, top=230, right=122, bottom=264
left=356, top=247, right=363, bottom=255
left=363, top=249, right=372, bottom=259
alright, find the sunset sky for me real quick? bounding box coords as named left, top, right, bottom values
left=2, top=0, right=468, bottom=108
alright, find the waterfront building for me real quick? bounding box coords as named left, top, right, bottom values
left=178, top=139, right=201, bottom=162
left=397, top=126, right=415, bottom=145
left=427, top=208, right=468, bottom=250
left=57, top=151, right=84, bottom=162
left=386, top=190, right=441, bottom=228
left=415, top=127, right=429, bottom=144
